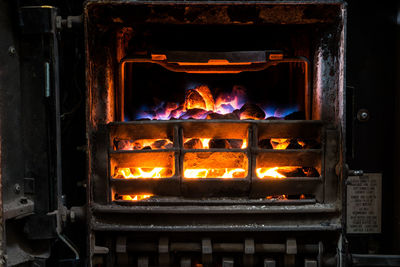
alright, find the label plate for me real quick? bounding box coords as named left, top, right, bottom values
left=346, top=173, right=382, bottom=234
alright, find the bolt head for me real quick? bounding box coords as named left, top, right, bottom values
left=14, top=184, right=21, bottom=194
left=8, top=46, right=16, bottom=56
left=361, top=112, right=368, bottom=119
left=357, top=109, right=370, bottom=122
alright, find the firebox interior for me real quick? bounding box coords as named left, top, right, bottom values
left=122, top=60, right=308, bottom=121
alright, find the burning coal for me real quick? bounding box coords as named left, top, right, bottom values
left=135, top=85, right=302, bottom=121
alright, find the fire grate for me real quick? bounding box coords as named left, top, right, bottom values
left=108, top=120, right=325, bottom=202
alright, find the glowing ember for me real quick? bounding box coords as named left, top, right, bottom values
left=297, top=140, right=306, bottom=147
left=256, top=167, right=286, bottom=178
left=241, top=139, right=247, bottom=149
left=134, top=85, right=293, bottom=120
left=215, top=85, right=246, bottom=114
left=115, top=139, right=173, bottom=150
left=113, top=167, right=172, bottom=179
left=270, top=138, right=290, bottom=150
left=121, top=194, right=153, bottom=201
left=256, top=166, right=301, bottom=178
left=200, top=138, right=211, bottom=149
left=266, top=195, right=288, bottom=200
left=184, top=168, right=246, bottom=179
left=183, top=138, right=246, bottom=149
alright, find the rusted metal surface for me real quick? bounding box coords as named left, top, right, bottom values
left=85, top=1, right=343, bottom=26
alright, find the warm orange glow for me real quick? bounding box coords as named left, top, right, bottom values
left=177, top=60, right=252, bottom=66
left=241, top=139, right=247, bottom=149
left=269, top=53, right=284, bottom=60
left=270, top=138, right=290, bottom=150
left=256, top=167, right=286, bottom=178
left=113, top=167, right=172, bottom=179
left=195, top=85, right=215, bottom=111
left=144, top=85, right=254, bottom=119
left=200, top=138, right=211, bottom=149
left=116, top=139, right=173, bottom=150
left=297, top=140, right=306, bottom=147
left=151, top=54, right=167, bottom=61
left=266, top=194, right=287, bottom=200
left=256, top=166, right=300, bottom=178
left=183, top=138, right=246, bottom=149
left=184, top=168, right=246, bottom=179
left=121, top=194, right=153, bottom=201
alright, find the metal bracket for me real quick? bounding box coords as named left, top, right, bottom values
left=286, top=238, right=297, bottom=254
left=180, top=257, right=191, bottom=267
left=3, top=197, right=34, bottom=220
left=222, top=257, right=234, bottom=267
left=264, top=258, right=276, bottom=267
left=244, top=238, right=255, bottom=266
left=138, top=256, right=149, bottom=267
left=159, top=237, right=170, bottom=266
left=202, top=238, right=212, bottom=266
left=56, top=15, right=82, bottom=30
left=305, top=259, right=318, bottom=267
left=116, top=236, right=127, bottom=253
left=93, top=246, right=109, bottom=255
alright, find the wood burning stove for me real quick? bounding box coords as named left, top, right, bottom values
left=84, top=1, right=346, bottom=265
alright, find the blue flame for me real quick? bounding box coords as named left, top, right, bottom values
left=262, top=105, right=300, bottom=119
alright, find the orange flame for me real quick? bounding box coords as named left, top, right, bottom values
left=266, top=195, right=287, bottom=200
left=256, top=166, right=300, bottom=178
left=200, top=138, right=211, bottom=149
left=256, top=167, right=286, bottom=178
left=121, top=194, right=153, bottom=201
left=113, top=167, right=171, bottom=179
left=184, top=168, right=246, bottom=179
left=241, top=139, right=247, bottom=149
left=184, top=138, right=246, bottom=149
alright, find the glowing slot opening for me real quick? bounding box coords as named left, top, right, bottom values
left=184, top=168, right=246, bottom=179
left=113, top=167, right=172, bottom=179
left=120, top=194, right=153, bottom=201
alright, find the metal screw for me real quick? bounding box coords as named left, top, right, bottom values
left=357, top=109, right=369, bottom=122
left=14, top=184, right=21, bottom=194
left=8, top=46, right=16, bottom=56
left=70, top=210, right=76, bottom=223
left=360, top=112, right=368, bottom=120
